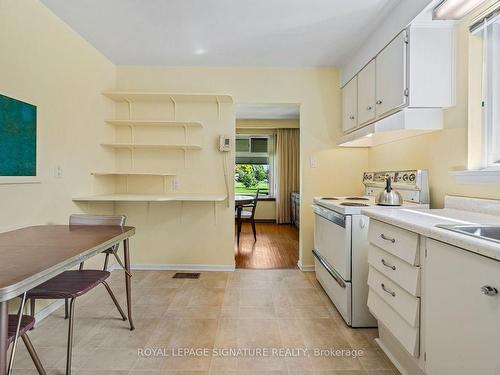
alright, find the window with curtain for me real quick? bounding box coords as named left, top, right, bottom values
left=471, top=5, right=500, bottom=167
left=235, top=135, right=275, bottom=197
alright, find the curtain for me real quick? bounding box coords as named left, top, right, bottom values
left=275, top=128, right=300, bottom=224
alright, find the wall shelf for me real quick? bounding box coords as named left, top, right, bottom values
left=102, top=91, right=233, bottom=104
left=105, top=120, right=202, bottom=128
left=91, top=172, right=177, bottom=177
left=101, top=143, right=202, bottom=150
left=72, top=194, right=228, bottom=202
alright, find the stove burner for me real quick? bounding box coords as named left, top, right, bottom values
left=345, top=197, right=369, bottom=200
left=340, top=202, right=369, bottom=207
left=321, top=197, right=338, bottom=200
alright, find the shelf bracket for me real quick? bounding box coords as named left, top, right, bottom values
left=180, top=201, right=184, bottom=224
left=214, top=201, right=218, bottom=225
left=183, top=125, right=188, bottom=144
left=124, top=98, right=133, bottom=120
left=216, top=97, right=221, bottom=120
left=129, top=124, right=134, bottom=144
left=129, top=149, right=135, bottom=170
left=170, top=96, right=177, bottom=120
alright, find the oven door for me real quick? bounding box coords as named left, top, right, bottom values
left=313, top=204, right=352, bottom=280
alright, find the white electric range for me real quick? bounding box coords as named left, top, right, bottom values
left=312, top=170, right=429, bottom=327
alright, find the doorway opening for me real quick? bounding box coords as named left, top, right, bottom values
left=234, top=103, right=300, bottom=269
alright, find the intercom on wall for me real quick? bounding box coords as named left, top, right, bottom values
left=219, top=135, right=231, bottom=152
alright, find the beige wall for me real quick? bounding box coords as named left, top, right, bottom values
left=367, top=2, right=500, bottom=208
left=0, top=0, right=116, bottom=311
left=116, top=66, right=369, bottom=268
left=0, top=0, right=115, bottom=233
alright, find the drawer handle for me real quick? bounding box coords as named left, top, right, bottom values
left=481, top=285, right=498, bottom=296
left=381, top=259, right=396, bottom=270
left=376, top=100, right=383, bottom=105
left=381, top=283, right=396, bottom=297
left=380, top=234, right=396, bottom=243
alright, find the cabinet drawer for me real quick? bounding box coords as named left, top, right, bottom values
left=368, top=289, right=420, bottom=357
left=368, top=267, right=420, bottom=327
left=369, top=220, right=419, bottom=265
left=368, top=245, right=421, bottom=296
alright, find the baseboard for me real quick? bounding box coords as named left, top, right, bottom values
left=375, top=338, right=409, bottom=375
left=130, top=263, right=236, bottom=272
left=297, top=260, right=315, bottom=272
left=34, top=300, right=65, bottom=325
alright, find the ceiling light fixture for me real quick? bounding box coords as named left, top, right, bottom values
left=194, top=48, right=206, bottom=55
left=433, top=0, right=486, bottom=20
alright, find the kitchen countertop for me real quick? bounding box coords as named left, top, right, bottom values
left=361, top=197, right=500, bottom=261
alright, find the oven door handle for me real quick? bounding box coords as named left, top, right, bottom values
left=312, top=205, right=346, bottom=228
left=312, top=249, right=346, bottom=288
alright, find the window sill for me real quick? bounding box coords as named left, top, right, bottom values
left=450, top=168, right=500, bottom=184
left=258, top=196, right=276, bottom=201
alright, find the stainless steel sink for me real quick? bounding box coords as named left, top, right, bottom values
left=436, top=224, right=500, bottom=245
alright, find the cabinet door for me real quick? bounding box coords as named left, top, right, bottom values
left=375, top=30, right=408, bottom=118
left=342, top=76, right=357, bottom=132
left=357, top=59, right=376, bottom=126
left=425, top=239, right=500, bottom=375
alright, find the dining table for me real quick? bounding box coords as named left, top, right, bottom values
left=0, top=224, right=135, bottom=375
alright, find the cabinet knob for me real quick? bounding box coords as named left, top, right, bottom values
left=376, top=100, right=383, bottom=105
left=367, top=106, right=373, bottom=111
left=481, top=285, right=498, bottom=296
left=349, top=115, right=355, bottom=120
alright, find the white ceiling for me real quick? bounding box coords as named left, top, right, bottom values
left=236, top=103, right=300, bottom=120
left=41, top=0, right=398, bottom=67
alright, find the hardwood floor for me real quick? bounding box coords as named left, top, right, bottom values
left=235, top=222, right=299, bottom=269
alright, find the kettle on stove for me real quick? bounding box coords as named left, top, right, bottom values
left=376, top=177, right=403, bottom=206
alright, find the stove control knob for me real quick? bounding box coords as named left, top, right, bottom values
left=409, top=173, right=416, bottom=182
left=403, top=174, right=408, bottom=182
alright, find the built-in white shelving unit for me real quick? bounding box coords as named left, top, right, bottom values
left=73, top=194, right=228, bottom=202
left=101, top=143, right=202, bottom=150
left=102, top=91, right=232, bottom=103
left=74, top=90, right=232, bottom=206
left=105, top=119, right=202, bottom=128
left=91, top=172, right=177, bottom=177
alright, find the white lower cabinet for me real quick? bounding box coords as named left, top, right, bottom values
left=424, top=239, right=500, bottom=375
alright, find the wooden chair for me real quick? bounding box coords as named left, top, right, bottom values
left=8, top=315, right=45, bottom=374
left=236, top=189, right=259, bottom=243
left=27, top=214, right=130, bottom=375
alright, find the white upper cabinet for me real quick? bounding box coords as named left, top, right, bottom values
left=357, top=59, right=376, bottom=126
left=375, top=30, right=408, bottom=118
left=342, top=76, right=357, bottom=133
left=339, top=24, right=455, bottom=141
left=425, top=239, right=500, bottom=375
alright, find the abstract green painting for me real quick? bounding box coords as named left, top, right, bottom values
left=0, top=95, right=37, bottom=176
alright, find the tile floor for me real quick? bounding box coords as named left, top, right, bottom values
left=12, top=269, right=399, bottom=374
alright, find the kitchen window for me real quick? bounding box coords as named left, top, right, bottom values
left=473, top=7, right=500, bottom=167
left=454, top=3, right=500, bottom=183
left=235, top=135, right=275, bottom=197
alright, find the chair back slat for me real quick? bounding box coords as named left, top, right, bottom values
left=250, top=189, right=260, bottom=217
left=69, top=214, right=126, bottom=227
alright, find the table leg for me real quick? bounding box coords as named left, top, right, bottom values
left=123, top=238, right=134, bottom=331
left=0, top=301, right=8, bottom=375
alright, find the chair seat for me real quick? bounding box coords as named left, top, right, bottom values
left=8, top=315, right=35, bottom=343
left=26, top=270, right=110, bottom=299
left=236, top=210, right=253, bottom=219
